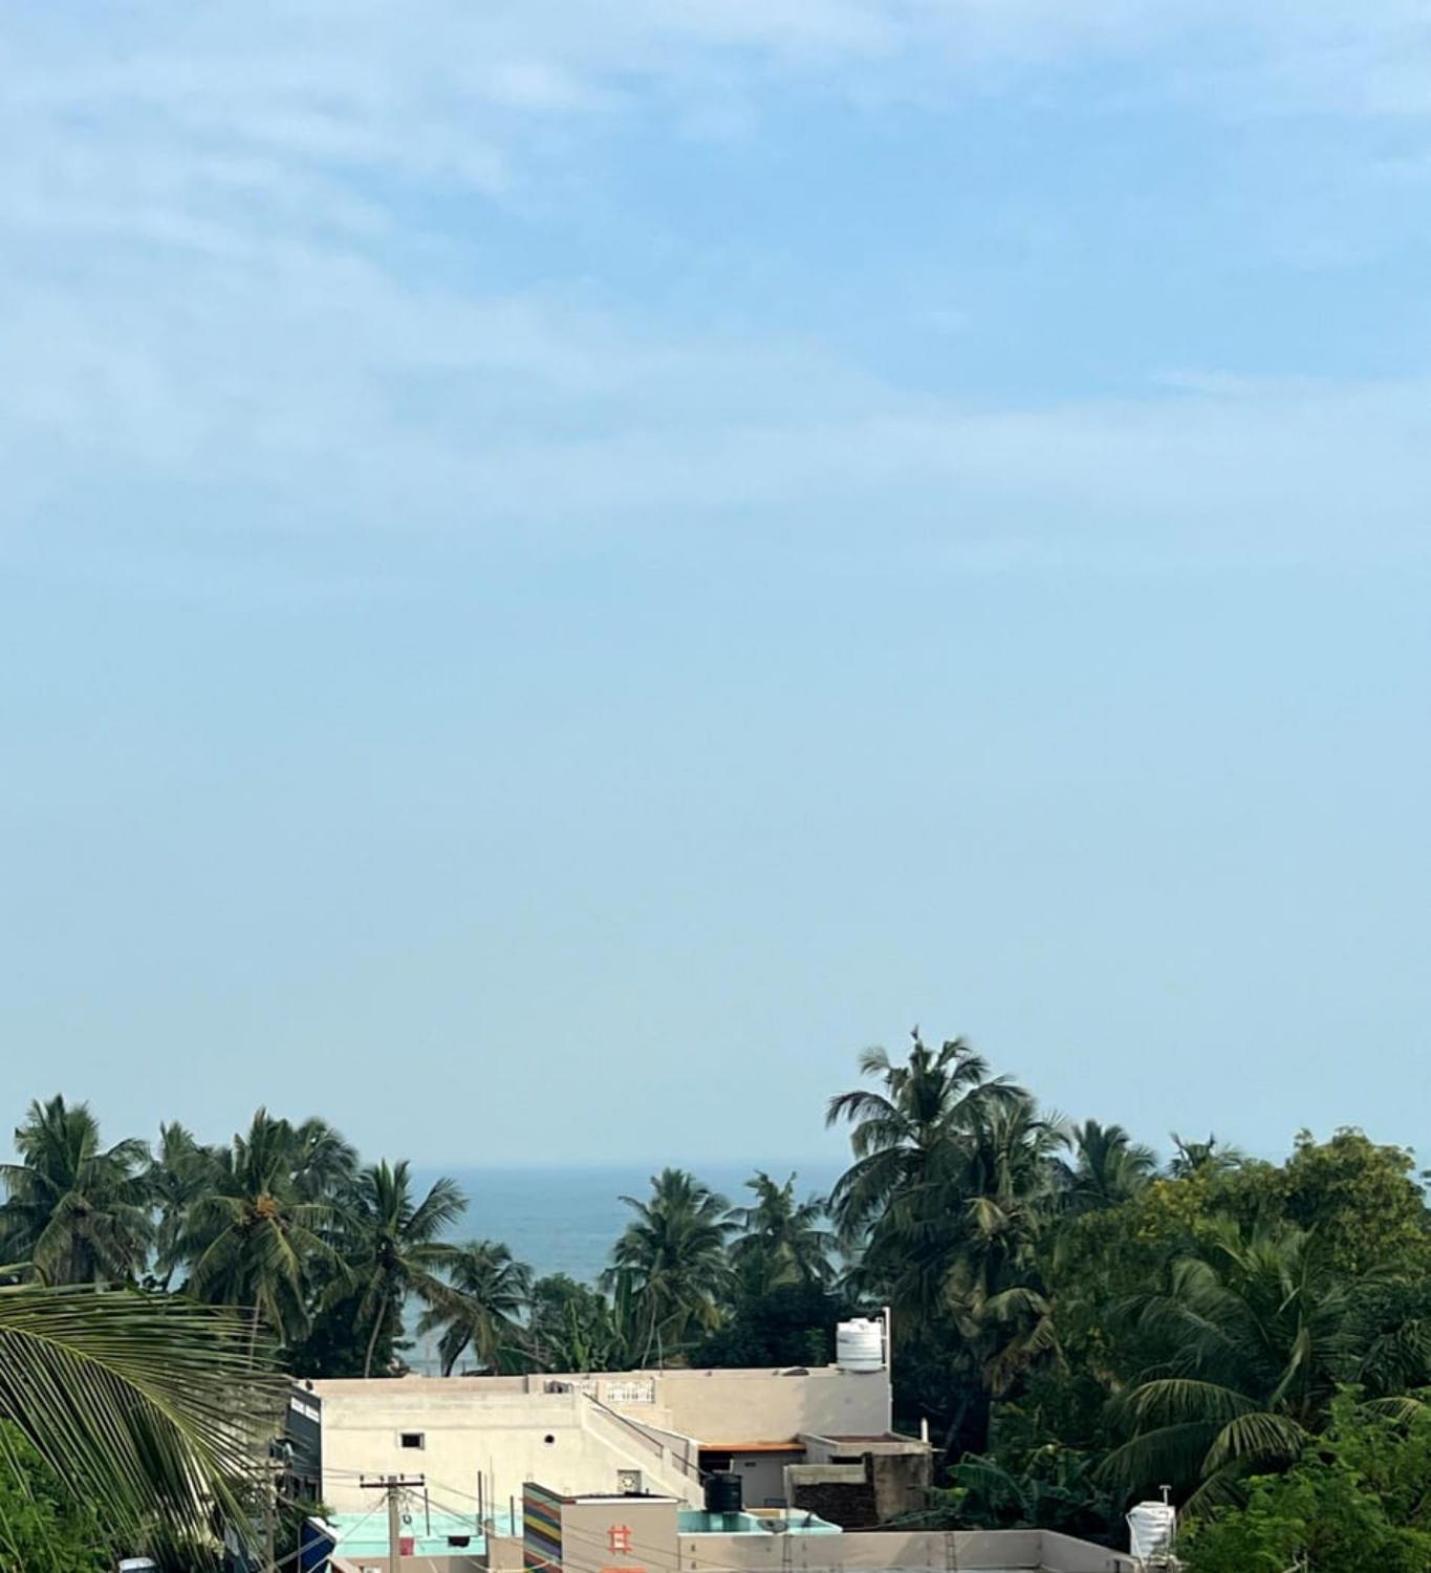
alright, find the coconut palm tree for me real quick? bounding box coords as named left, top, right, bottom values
left=0, top=1283, right=286, bottom=1558
left=608, top=1169, right=734, bottom=1364
left=0, top=1095, right=151, bottom=1285
left=146, top=1121, right=220, bottom=1291
left=417, top=1239, right=532, bottom=1375
left=340, top=1160, right=468, bottom=1377
left=730, top=1172, right=833, bottom=1293
left=1057, top=1120, right=1157, bottom=1214
left=1102, top=1220, right=1366, bottom=1509
left=939, top=1098, right=1067, bottom=1398
left=179, top=1109, right=345, bottom=1353
left=1167, top=1134, right=1243, bottom=1180
left=290, top=1116, right=359, bottom=1202
left=826, top=1030, right=1025, bottom=1246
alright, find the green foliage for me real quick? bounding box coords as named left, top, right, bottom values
left=1, top=1056, right=1428, bottom=1568
left=0, top=1284, right=285, bottom=1559
left=0, top=1096, right=151, bottom=1286
left=607, top=1169, right=734, bottom=1363
left=927, top=1443, right=1120, bottom=1544
left=285, top=1285, right=406, bottom=1378
left=729, top=1172, right=833, bottom=1293
left=1180, top=1397, right=1431, bottom=1573
left=0, top=1425, right=106, bottom=1573
left=416, top=1239, right=532, bottom=1375
left=695, top=1281, right=845, bottom=1368
left=178, top=1109, right=347, bottom=1350
left=1278, top=1127, right=1431, bottom=1277
left=523, top=1273, right=642, bottom=1372
left=338, top=1160, right=468, bottom=1377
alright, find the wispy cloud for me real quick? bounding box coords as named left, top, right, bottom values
left=3, top=1, right=1430, bottom=578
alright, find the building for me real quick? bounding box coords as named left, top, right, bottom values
left=302, top=1328, right=1142, bottom=1573
left=307, top=1482, right=1139, bottom=1573
left=309, top=1354, right=918, bottom=1517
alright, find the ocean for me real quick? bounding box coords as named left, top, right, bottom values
left=410, top=1161, right=846, bottom=1285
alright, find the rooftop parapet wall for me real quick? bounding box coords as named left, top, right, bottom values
left=311, top=1364, right=892, bottom=1451
left=677, top=1529, right=1136, bottom=1573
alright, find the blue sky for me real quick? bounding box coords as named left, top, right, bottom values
left=3, top=1, right=1430, bottom=1166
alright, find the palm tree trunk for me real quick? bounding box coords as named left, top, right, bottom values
left=364, top=1288, right=390, bottom=1379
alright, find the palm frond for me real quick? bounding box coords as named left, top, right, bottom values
left=0, top=1285, right=285, bottom=1549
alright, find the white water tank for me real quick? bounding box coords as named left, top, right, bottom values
left=1127, top=1501, right=1176, bottom=1561
left=835, top=1318, right=885, bottom=1372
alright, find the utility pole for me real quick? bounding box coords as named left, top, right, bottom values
left=360, top=1474, right=424, bottom=1572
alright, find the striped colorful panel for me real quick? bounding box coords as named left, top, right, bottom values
left=524, top=1483, right=564, bottom=1571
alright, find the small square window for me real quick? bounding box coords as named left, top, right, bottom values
left=400, top=1432, right=425, bottom=1451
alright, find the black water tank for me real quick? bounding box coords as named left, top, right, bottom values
left=705, top=1472, right=743, bottom=1516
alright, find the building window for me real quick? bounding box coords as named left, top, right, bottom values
left=399, top=1432, right=425, bottom=1451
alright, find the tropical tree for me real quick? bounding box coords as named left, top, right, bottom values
left=341, top=1160, right=467, bottom=1378
left=146, top=1122, right=218, bottom=1292
left=1103, top=1220, right=1375, bottom=1508
left=1177, top=1394, right=1431, bottom=1573
left=178, top=1109, right=345, bottom=1352
left=1057, top=1120, right=1157, bottom=1215
left=826, top=1030, right=1025, bottom=1247
left=729, top=1172, right=833, bottom=1294
left=608, top=1170, right=734, bottom=1364
left=289, top=1117, right=359, bottom=1203
left=0, top=1097, right=151, bottom=1286
left=418, top=1239, right=532, bottom=1375
left=924, top=1442, right=1120, bottom=1542
left=1167, top=1135, right=1243, bottom=1181
left=939, top=1099, right=1067, bottom=1396
left=523, top=1273, right=644, bottom=1373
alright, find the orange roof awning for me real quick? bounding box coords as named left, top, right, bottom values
left=699, top=1441, right=805, bottom=1453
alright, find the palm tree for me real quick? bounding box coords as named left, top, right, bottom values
left=834, top=1048, right=1064, bottom=1458
left=932, top=1098, right=1067, bottom=1401
left=0, top=1096, right=151, bottom=1285
left=608, top=1169, right=734, bottom=1364
left=826, top=1030, right=1025, bottom=1246
left=146, top=1121, right=219, bottom=1291
left=179, top=1109, right=345, bottom=1353
left=1058, top=1120, right=1157, bottom=1214
left=0, top=1283, right=286, bottom=1558
left=289, top=1116, right=359, bottom=1202
left=1102, top=1220, right=1364, bottom=1509
left=418, top=1239, right=532, bottom=1375
left=341, top=1160, right=467, bottom=1377
left=730, top=1172, right=833, bottom=1294
left=1167, top=1134, right=1243, bottom=1180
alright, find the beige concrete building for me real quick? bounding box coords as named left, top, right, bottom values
left=317, top=1484, right=1139, bottom=1573
left=310, top=1364, right=899, bottom=1516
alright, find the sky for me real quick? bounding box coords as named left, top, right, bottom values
left=3, top=1, right=1430, bottom=1168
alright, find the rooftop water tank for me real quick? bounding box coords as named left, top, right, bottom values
left=704, top=1471, right=743, bottom=1516
left=1127, top=1500, right=1176, bottom=1561
left=835, top=1317, right=885, bottom=1372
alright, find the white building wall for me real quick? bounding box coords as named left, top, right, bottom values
left=313, top=1386, right=690, bottom=1515
left=648, top=1368, right=890, bottom=1442
left=311, top=1366, right=891, bottom=1515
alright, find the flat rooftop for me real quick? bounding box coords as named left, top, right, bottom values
left=322, top=1508, right=514, bottom=1559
